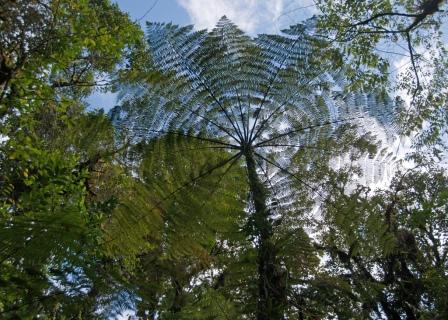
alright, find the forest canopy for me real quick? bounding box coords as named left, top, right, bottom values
left=0, top=0, right=447, bottom=319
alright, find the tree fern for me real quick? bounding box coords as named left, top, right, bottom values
left=117, top=17, right=398, bottom=319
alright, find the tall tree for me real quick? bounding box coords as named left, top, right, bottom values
left=117, top=17, right=395, bottom=319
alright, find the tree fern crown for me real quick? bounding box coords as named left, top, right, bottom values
left=118, top=16, right=397, bottom=199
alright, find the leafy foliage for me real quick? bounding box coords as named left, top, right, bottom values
left=0, top=110, right=129, bottom=318
left=316, top=161, right=448, bottom=319
left=0, top=0, right=145, bottom=317
left=1, top=2, right=447, bottom=319
left=314, top=0, right=448, bottom=154
left=108, top=136, right=249, bottom=319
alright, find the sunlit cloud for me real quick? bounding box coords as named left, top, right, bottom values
left=176, top=0, right=317, bottom=34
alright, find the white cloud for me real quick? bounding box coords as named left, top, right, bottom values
left=0, top=134, right=9, bottom=144
left=176, top=0, right=316, bottom=35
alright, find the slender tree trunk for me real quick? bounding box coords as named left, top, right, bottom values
left=170, top=278, right=184, bottom=313
left=245, top=149, right=287, bottom=320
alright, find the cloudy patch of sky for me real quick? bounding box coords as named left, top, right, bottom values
left=177, top=0, right=317, bottom=34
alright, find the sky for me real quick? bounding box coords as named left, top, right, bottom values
left=87, top=0, right=317, bottom=110
left=115, top=0, right=316, bottom=34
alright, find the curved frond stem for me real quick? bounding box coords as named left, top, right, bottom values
left=197, top=148, right=244, bottom=205
left=166, top=145, right=241, bottom=153
left=214, top=20, right=248, bottom=144
left=248, top=36, right=302, bottom=142
left=250, top=65, right=334, bottom=145
left=145, top=147, right=241, bottom=169
left=249, top=100, right=289, bottom=145
left=254, top=116, right=362, bottom=148
left=236, top=91, right=249, bottom=143
left=145, top=129, right=240, bottom=149
left=175, top=103, right=241, bottom=143
left=203, top=82, right=245, bottom=144
left=246, top=93, right=252, bottom=141
left=229, top=102, right=246, bottom=144
left=176, top=150, right=240, bottom=187
left=253, top=151, right=326, bottom=202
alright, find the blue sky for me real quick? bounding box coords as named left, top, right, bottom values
left=114, top=0, right=316, bottom=33
left=114, top=0, right=190, bottom=27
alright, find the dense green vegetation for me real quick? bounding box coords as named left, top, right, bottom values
left=0, top=1, right=446, bottom=319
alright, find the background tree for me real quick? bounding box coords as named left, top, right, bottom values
left=313, top=156, right=448, bottom=319
left=314, top=0, right=448, bottom=156
left=0, top=0, right=146, bottom=317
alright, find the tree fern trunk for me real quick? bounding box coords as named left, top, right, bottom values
left=245, top=149, right=286, bottom=320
